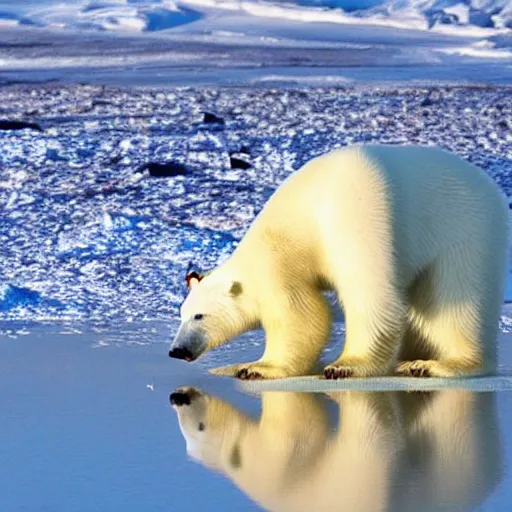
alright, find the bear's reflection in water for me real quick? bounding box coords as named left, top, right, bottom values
left=170, top=388, right=502, bottom=512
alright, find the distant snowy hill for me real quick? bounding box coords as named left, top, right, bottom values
left=182, top=0, right=512, bottom=33
left=348, top=0, right=512, bottom=30
left=0, top=0, right=510, bottom=34
left=0, top=0, right=510, bottom=79
left=0, top=1, right=199, bottom=32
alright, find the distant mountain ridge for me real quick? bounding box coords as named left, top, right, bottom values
left=0, top=0, right=510, bottom=33
left=347, top=0, right=512, bottom=30
left=198, top=0, right=512, bottom=31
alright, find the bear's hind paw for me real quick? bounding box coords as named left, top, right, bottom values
left=395, top=359, right=485, bottom=378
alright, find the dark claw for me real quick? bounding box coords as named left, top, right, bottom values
left=324, top=366, right=353, bottom=379
left=411, top=367, right=430, bottom=378
left=339, top=368, right=354, bottom=378
left=399, top=365, right=430, bottom=378
left=236, top=368, right=249, bottom=379
left=324, top=368, right=335, bottom=379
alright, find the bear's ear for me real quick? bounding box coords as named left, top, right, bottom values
left=186, top=271, right=204, bottom=290
left=229, top=281, right=243, bottom=297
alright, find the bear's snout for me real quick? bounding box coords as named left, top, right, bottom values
left=170, top=391, right=191, bottom=406
left=169, top=347, right=195, bottom=361
left=170, top=387, right=203, bottom=407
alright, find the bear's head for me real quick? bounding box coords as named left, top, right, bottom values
left=169, top=386, right=210, bottom=461
left=169, top=386, right=246, bottom=470
left=169, top=269, right=258, bottom=362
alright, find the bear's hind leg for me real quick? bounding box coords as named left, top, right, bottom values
left=396, top=242, right=503, bottom=378
left=395, top=309, right=490, bottom=378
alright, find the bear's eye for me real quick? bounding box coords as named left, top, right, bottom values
left=198, top=422, right=205, bottom=431
left=194, top=314, right=204, bottom=321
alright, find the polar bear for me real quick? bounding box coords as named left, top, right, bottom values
left=169, top=144, right=508, bottom=379
left=169, top=387, right=502, bottom=512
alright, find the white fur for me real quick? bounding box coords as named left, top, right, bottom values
left=171, top=145, right=508, bottom=379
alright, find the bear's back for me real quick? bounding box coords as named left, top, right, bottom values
left=253, top=144, right=507, bottom=275
left=361, top=145, right=507, bottom=264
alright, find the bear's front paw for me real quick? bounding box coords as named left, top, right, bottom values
left=324, top=366, right=354, bottom=379
left=210, top=362, right=290, bottom=380
left=235, top=367, right=264, bottom=380
left=209, top=364, right=242, bottom=377
left=323, top=358, right=383, bottom=379
left=234, top=363, right=290, bottom=380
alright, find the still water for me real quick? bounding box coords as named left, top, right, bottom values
left=1, top=329, right=511, bottom=511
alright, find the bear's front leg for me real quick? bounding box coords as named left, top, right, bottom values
left=210, top=362, right=291, bottom=380
left=211, top=318, right=330, bottom=380
left=211, top=290, right=332, bottom=380
left=324, top=298, right=406, bottom=379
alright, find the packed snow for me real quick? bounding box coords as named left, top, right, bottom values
left=0, top=1, right=511, bottom=332
left=0, top=83, right=511, bottom=330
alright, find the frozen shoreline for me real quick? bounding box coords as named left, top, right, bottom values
left=1, top=25, right=511, bottom=86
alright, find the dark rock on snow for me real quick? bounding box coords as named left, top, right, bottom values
left=203, top=112, right=224, bottom=124
left=0, top=119, right=43, bottom=132
left=420, top=96, right=434, bottom=107
left=138, top=161, right=188, bottom=177
left=230, top=156, right=252, bottom=170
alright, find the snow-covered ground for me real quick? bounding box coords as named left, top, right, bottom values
left=0, top=83, right=511, bottom=330
left=0, top=1, right=511, bottom=331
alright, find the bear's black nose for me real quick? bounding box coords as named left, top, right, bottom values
left=169, top=347, right=194, bottom=361
left=170, top=391, right=191, bottom=406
